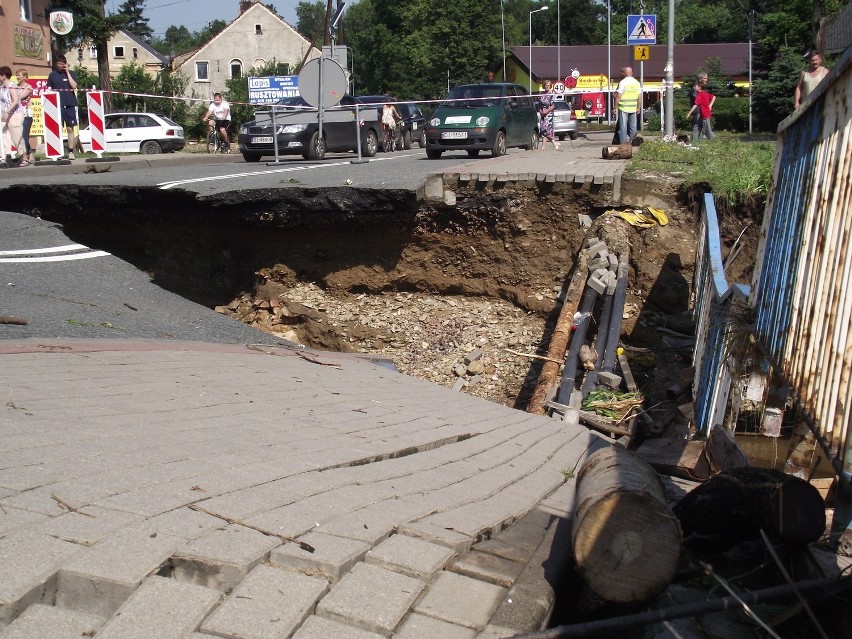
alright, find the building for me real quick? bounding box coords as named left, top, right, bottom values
left=2, top=0, right=52, bottom=77
left=174, top=0, right=318, bottom=100
left=66, top=30, right=169, bottom=79
left=505, top=43, right=751, bottom=94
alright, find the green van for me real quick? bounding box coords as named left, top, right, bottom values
left=424, top=83, right=539, bottom=159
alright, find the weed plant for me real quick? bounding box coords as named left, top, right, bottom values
left=630, top=137, right=775, bottom=202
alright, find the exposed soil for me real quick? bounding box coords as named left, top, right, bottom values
left=215, top=179, right=764, bottom=410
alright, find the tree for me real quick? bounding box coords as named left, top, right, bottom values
left=296, top=0, right=327, bottom=46
left=50, top=1, right=130, bottom=112
left=111, top=62, right=154, bottom=111
left=117, top=0, right=153, bottom=42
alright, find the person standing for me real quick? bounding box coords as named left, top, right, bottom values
left=536, top=79, right=559, bottom=150
left=15, top=69, right=34, bottom=165
left=202, top=93, right=231, bottom=152
left=686, top=85, right=716, bottom=140
left=485, top=70, right=495, bottom=83
left=46, top=55, right=79, bottom=159
left=615, top=66, right=640, bottom=144
left=0, top=66, right=25, bottom=166
left=689, top=72, right=708, bottom=142
left=794, top=50, right=829, bottom=109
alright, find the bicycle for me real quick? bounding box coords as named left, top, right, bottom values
left=206, top=119, right=230, bottom=154
left=382, top=120, right=402, bottom=153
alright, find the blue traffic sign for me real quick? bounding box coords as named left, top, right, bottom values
left=627, top=15, right=657, bottom=45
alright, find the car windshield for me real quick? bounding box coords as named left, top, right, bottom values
left=161, top=116, right=180, bottom=126
left=444, top=86, right=504, bottom=108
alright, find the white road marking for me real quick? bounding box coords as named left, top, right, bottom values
left=156, top=154, right=409, bottom=190
left=0, top=243, right=111, bottom=263
left=0, top=243, right=88, bottom=256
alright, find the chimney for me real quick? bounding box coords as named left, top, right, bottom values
left=239, top=1, right=256, bottom=13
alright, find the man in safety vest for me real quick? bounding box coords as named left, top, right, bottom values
left=615, top=66, right=640, bottom=145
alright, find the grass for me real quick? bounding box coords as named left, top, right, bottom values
left=628, top=136, right=776, bottom=202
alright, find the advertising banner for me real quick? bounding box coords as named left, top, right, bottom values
left=248, top=76, right=299, bottom=105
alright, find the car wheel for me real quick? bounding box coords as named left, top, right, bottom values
left=306, top=131, right=326, bottom=160
left=569, top=131, right=578, bottom=140
left=524, top=130, right=539, bottom=151
left=363, top=130, right=378, bottom=157
left=491, top=131, right=507, bottom=157
left=466, top=150, right=480, bottom=158
left=403, top=129, right=412, bottom=150
left=242, top=153, right=262, bottom=162
left=141, top=141, right=161, bottom=154
left=557, top=134, right=566, bottom=141
left=426, top=148, right=442, bottom=159
left=417, top=130, right=426, bottom=148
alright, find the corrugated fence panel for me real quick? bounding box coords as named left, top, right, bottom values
left=750, top=48, right=852, bottom=485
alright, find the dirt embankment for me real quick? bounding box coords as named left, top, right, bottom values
left=221, top=181, right=764, bottom=409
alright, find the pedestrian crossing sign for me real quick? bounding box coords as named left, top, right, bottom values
left=634, top=46, right=650, bottom=61
left=627, top=15, right=656, bottom=45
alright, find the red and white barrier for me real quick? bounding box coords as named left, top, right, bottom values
left=41, top=92, right=64, bottom=160
left=86, top=91, right=106, bottom=157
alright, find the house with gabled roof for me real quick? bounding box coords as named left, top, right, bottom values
left=65, top=29, right=169, bottom=79
left=174, top=0, right=319, bottom=101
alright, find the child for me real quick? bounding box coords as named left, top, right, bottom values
left=686, top=86, right=716, bottom=141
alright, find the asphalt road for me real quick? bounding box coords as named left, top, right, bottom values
left=0, top=211, right=287, bottom=344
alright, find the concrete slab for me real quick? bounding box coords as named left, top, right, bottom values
left=269, top=531, right=370, bottom=583
left=394, top=612, right=478, bottom=639
left=412, top=571, right=506, bottom=630
left=316, top=562, right=425, bottom=636
left=200, top=565, right=328, bottom=639
left=0, top=604, right=104, bottom=639
left=365, top=534, right=455, bottom=579
left=292, top=615, right=386, bottom=639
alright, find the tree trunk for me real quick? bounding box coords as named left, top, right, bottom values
left=96, top=38, right=113, bottom=113
left=673, top=467, right=826, bottom=553
left=602, top=144, right=632, bottom=159
left=572, top=445, right=682, bottom=603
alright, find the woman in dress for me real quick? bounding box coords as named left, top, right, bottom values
left=536, top=79, right=559, bottom=151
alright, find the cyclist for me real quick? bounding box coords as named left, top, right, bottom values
left=201, top=93, right=231, bottom=152
left=381, top=102, right=401, bottom=151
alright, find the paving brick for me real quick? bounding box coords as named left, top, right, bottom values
left=34, top=506, right=142, bottom=546
left=94, top=576, right=220, bottom=639
left=317, top=499, right=430, bottom=545
left=0, top=506, right=49, bottom=536
left=0, top=604, right=104, bottom=639
left=316, top=562, right=425, bottom=637
left=412, top=571, right=506, bottom=630
left=0, top=532, right=82, bottom=625
left=56, top=525, right=184, bottom=618
left=171, top=523, right=282, bottom=592
left=475, top=509, right=554, bottom=565
left=448, top=551, right=524, bottom=588
left=397, top=522, right=474, bottom=553
left=200, top=565, right=328, bottom=639
left=292, top=615, right=385, bottom=639
left=394, top=613, right=478, bottom=639
left=270, top=531, right=370, bottom=583
left=365, top=534, right=455, bottom=579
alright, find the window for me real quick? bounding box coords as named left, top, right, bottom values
left=196, top=61, right=209, bottom=81
left=20, top=0, right=33, bottom=22
left=132, top=48, right=138, bottom=59
left=230, top=60, right=242, bottom=79
left=89, top=45, right=97, bottom=59
left=114, top=46, right=125, bottom=58
left=255, top=24, right=262, bottom=35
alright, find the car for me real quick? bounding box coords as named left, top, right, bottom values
left=424, top=83, right=538, bottom=159
left=77, top=112, right=185, bottom=154
left=355, top=95, right=427, bottom=150
left=237, top=96, right=380, bottom=162
left=552, top=100, right=579, bottom=141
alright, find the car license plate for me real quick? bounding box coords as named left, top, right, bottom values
left=411, top=122, right=417, bottom=130
left=441, top=131, right=467, bottom=139
left=252, top=136, right=273, bottom=144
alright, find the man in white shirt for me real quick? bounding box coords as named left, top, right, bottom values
left=202, top=93, right=231, bottom=152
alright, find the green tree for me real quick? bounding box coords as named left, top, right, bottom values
left=117, top=0, right=153, bottom=42
left=111, top=62, right=154, bottom=111
left=296, top=0, right=327, bottom=46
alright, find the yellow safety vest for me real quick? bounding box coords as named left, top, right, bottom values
left=618, top=77, right=640, bottom=111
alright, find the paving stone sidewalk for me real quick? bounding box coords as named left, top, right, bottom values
left=1, top=340, right=605, bottom=638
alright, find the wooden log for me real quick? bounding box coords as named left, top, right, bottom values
left=572, top=445, right=682, bottom=603
left=673, top=467, right=826, bottom=553
left=601, top=144, right=633, bottom=160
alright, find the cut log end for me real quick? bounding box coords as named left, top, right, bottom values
left=602, top=144, right=633, bottom=160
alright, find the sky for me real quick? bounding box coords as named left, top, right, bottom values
left=104, top=0, right=301, bottom=40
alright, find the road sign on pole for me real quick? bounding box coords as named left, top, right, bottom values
left=634, top=45, right=650, bottom=61
left=627, top=15, right=656, bottom=45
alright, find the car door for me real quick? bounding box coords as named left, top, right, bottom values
left=103, top=115, right=126, bottom=153
left=505, top=86, right=525, bottom=145
left=133, top=115, right=162, bottom=153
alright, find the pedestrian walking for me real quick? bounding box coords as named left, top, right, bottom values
left=536, top=80, right=559, bottom=151
left=686, top=85, right=716, bottom=140
left=615, top=66, right=640, bottom=145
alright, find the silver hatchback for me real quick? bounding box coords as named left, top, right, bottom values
left=552, top=100, right=579, bottom=141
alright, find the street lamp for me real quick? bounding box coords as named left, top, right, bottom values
left=501, top=0, right=506, bottom=81
left=529, top=5, right=549, bottom=94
